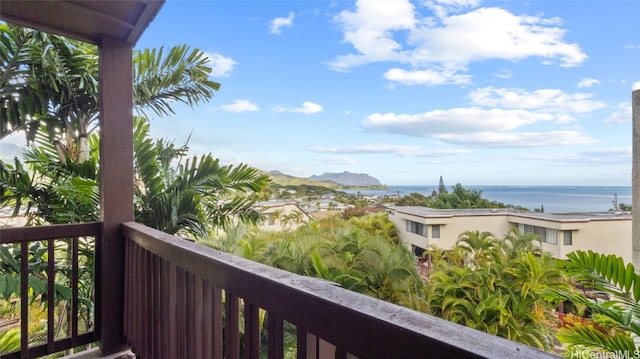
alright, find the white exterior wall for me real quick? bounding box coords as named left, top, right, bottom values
left=387, top=210, right=430, bottom=252
left=560, top=219, right=632, bottom=263
left=389, top=207, right=632, bottom=262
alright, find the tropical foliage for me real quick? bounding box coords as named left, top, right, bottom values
left=395, top=183, right=527, bottom=210
left=0, top=24, right=264, bottom=354
left=205, top=213, right=425, bottom=310
left=545, top=251, right=640, bottom=357
left=133, top=117, right=269, bottom=237
left=0, top=24, right=220, bottom=164
left=425, top=229, right=565, bottom=351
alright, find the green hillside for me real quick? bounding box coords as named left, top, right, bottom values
left=266, top=171, right=342, bottom=189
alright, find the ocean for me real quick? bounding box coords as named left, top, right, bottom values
left=346, top=185, right=632, bottom=213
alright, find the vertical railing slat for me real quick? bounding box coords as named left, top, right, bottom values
left=153, top=255, right=163, bottom=359
left=225, top=292, right=240, bottom=359
left=267, top=314, right=284, bottom=359
left=144, top=248, right=152, bottom=359
left=176, top=267, right=188, bottom=356
left=47, top=239, right=55, bottom=351
left=71, top=237, right=79, bottom=341
left=159, top=258, right=169, bottom=359
left=123, top=239, right=132, bottom=342
left=166, top=262, right=178, bottom=359
left=194, top=276, right=204, bottom=359
left=296, top=328, right=307, bottom=359
left=20, top=241, right=29, bottom=358
left=186, top=272, right=196, bottom=359
left=244, top=302, right=260, bottom=359
left=135, top=243, right=144, bottom=357
left=145, top=252, right=157, bottom=358
left=212, top=285, right=223, bottom=359
left=202, top=279, right=214, bottom=358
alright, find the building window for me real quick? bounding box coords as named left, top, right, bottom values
left=432, top=225, right=440, bottom=238
left=564, top=231, right=573, bottom=245
left=388, top=210, right=395, bottom=215
left=268, top=213, right=276, bottom=225
left=545, top=228, right=558, bottom=245
left=519, top=224, right=557, bottom=244
left=406, top=220, right=426, bottom=237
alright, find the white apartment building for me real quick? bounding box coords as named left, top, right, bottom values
left=387, top=206, right=632, bottom=263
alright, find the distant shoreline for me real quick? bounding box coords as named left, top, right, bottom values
left=344, top=185, right=632, bottom=213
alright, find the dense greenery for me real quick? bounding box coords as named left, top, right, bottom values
left=0, top=24, right=219, bottom=161
left=425, top=229, right=566, bottom=351
left=545, top=251, right=640, bottom=357
left=0, top=25, right=266, bottom=355
left=395, top=183, right=527, bottom=210
left=203, top=213, right=425, bottom=310
left=133, top=117, right=269, bottom=237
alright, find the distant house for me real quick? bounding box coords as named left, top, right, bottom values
left=298, top=199, right=349, bottom=213
left=387, top=206, right=632, bottom=263
left=256, top=201, right=312, bottom=232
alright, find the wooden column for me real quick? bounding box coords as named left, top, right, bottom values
left=98, top=36, right=134, bottom=354
left=633, top=90, right=640, bottom=268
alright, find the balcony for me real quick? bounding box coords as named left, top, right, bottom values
left=0, top=221, right=559, bottom=358
left=0, top=1, right=560, bottom=358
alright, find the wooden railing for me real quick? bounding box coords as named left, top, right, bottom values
left=0, top=222, right=100, bottom=359
left=123, top=222, right=559, bottom=359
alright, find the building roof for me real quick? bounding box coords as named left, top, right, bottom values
left=0, top=0, right=164, bottom=45
left=388, top=206, right=632, bottom=222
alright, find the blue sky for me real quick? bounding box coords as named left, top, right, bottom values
left=135, top=0, right=640, bottom=186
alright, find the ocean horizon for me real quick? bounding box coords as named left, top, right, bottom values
left=347, top=185, right=632, bottom=213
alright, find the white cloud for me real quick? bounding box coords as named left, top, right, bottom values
left=221, top=99, right=260, bottom=113
left=204, top=52, right=237, bottom=77
left=273, top=101, right=323, bottom=114
left=438, top=130, right=596, bottom=147
left=409, top=8, right=585, bottom=67
left=522, top=147, right=630, bottom=164
left=384, top=67, right=471, bottom=85
left=316, top=157, right=358, bottom=165
left=330, top=0, right=416, bottom=70
left=363, top=107, right=564, bottom=136
left=469, top=87, right=606, bottom=113
left=361, top=101, right=602, bottom=148
left=331, top=1, right=587, bottom=85
left=633, top=81, right=640, bottom=91
left=270, top=12, right=295, bottom=35
left=495, top=69, right=512, bottom=79
left=577, top=78, right=600, bottom=88
left=603, top=102, right=631, bottom=124
left=309, top=144, right=470, bottom=157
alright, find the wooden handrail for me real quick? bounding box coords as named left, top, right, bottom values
left=0, top=222, right=100, bottom=359
left=0, top=222, right=101, bottom=243
left=123, top=221, right=559, bottom=359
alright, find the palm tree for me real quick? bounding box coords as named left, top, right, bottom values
left=502, top=228, right=542, bottom=258
left=0, top=24, right=220, bottom=163
left=455, top=230, right=502, bottom=267
left=133, top=117, right=269, bottom=238
left=426, top=229, right=564, bottom=351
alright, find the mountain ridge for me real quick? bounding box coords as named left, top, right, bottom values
left=310, top=171, right=382, bottom=186
left=267, top=170, right=383, bottom=188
